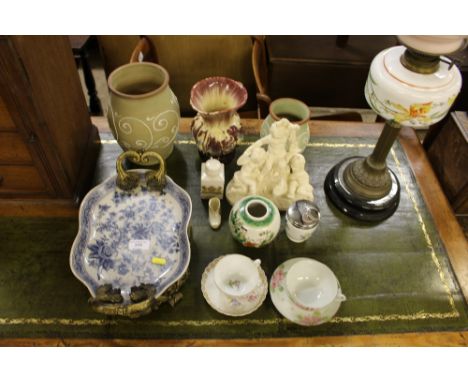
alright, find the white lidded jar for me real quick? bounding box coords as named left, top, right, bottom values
left=201, top=158, right=225, bottom=199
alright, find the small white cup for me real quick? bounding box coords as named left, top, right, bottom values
left=286, top=259, right=346, bottom=310
left=214, top=254, right=261, bottom=302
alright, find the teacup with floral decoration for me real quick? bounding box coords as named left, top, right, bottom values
left=286, top=259, right=346, bottom=311
left=214, top=254, right=262, bottom=306
left=270, top=258, right=346, bottom=326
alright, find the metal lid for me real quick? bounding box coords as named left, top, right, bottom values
left=286, top=200, right=320, bottom=229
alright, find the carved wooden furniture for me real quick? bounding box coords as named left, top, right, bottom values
left=425, top=111, right=468, bottom=214
left=97, top=35, right=257, bottom=116
left=69, top=35, right=103, bottom=116
left=252, top=35, right=270, bottom=118
left=0, top=36, right=100, bottom=207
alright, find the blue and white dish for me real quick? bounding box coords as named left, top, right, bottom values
left=70, top=170, right=192, bottom=304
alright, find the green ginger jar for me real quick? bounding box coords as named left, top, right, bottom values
left=229, top=195, right=280, bottom=248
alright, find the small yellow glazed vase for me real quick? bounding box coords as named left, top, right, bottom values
left=107, top=62, right=180, bottom=164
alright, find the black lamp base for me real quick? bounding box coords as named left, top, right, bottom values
left=324, top=156, right=400, bottom=222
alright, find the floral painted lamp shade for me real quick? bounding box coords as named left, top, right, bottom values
left=365, top=36, right=465, bottom=127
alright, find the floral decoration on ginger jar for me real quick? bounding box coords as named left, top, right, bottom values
left=365, top=46, right=462, bottom=127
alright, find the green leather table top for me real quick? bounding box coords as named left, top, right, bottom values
left=0, top=132, right=467, bottom=340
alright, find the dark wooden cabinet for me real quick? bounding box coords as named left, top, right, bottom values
left=425, top=111, right=468, bottom=214
left=265, top=36, right=398, bottom=109
left=0, top=36, right=100, bottom=206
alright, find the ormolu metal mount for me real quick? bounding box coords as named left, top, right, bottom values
left=116, top=150, right=166, bottom=191
left=89, top=272, right=189, bottom=318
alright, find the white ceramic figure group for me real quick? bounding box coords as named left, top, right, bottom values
left=226, top=118, right=314, bottom=211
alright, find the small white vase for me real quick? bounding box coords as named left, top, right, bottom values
left=229, top=195, right=280, bottom=248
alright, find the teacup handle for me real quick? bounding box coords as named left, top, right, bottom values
left=336, top=281, right=346, bottom=302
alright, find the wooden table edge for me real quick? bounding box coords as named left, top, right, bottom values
left=398, top=126, right=468, bottom=302
left=0, top=330, right=467, bottom=346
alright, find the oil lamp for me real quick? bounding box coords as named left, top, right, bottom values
left=324, top=35, right=466, bottom=222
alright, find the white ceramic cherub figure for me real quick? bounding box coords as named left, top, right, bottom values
left=270, top=158, right=290, bottom=197
left=228, top=147, right=267, bottom=196
left=287, top=154, right=314, bottom=201
left=240, top=118, right=299, bottom=171
left=226, top=118, right=314, bottom=210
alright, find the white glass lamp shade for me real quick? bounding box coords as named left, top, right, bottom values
left=398, top=35, right=466, bottom=56
left=365, top=46, right=462, bottom=127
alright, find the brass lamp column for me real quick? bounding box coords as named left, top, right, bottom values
left=324, top=35, right=465, bottom=222
left=343, top=119, right=400, bottom=200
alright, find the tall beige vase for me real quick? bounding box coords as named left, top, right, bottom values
left=107, top=62, right=180, bottom=164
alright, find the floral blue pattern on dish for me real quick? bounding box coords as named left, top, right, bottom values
left=70, top=170, right=192, bottom=303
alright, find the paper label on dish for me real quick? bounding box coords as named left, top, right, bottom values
left=129, top=239, right=150, bottom=251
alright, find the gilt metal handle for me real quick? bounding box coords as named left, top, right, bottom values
left=116, top=150, right=166, bottom=191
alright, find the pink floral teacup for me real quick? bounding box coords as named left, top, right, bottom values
left=286, top=259, right=346, bottom=311
left=214, top=254, right=262, bottom=305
